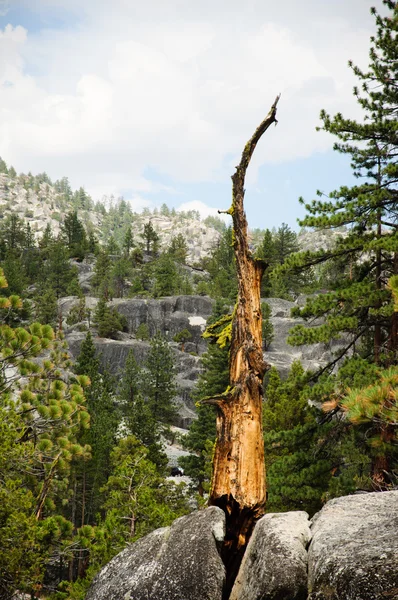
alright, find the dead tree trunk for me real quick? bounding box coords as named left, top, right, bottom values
left=205, top=96, right=280, bottom=592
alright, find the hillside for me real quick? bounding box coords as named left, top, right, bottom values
left=0, top=167, right=221, bottom=264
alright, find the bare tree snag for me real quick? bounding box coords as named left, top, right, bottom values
left=205, top=95, right=280, bottom=593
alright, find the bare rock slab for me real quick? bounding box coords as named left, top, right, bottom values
left=230, top=511, right=311, bottom=600
left=308, top=490, right=398, bottom=600
left=85, top=506, right=226, bottom=600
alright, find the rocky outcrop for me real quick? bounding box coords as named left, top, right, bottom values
left=85, top=506, right=226, bottom=600
left=0, top=173, right=221, bottom=262
left=115, top=295, right=213, bottom=353
left=141, top=214, right=221, bottom=263
left=262, top=298, right=347, bottom=378
left=61, top=295, right=213, bottom=354
left=85, top=492, right=398, bottom=600
left=230, top=511, right=311, bottom=600
left=63, top=295, right=350, bottom=425
left=308, top=491, right=398, bottom=600
left=298, top=227, right=348, bottom=253
left=70, top=258, right=95, bottom=293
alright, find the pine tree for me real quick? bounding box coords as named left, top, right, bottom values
left=202, top=226, right=237, bottom=300
left=93, top=298, right=126, bottom=338
left=123, top=226, right=134, bottom=256
left=256, top=229, right=276, bottom=297
left=0, top=214, right=27, bottom=252
left=36, top=288, right=58, bottom=325
left=111, top=257, right=132, bottom=298
left=73, top=332, right=119, bottom=524
left=75, top=331, right=100, bottom=377
left=285, top=2, right=398, bottom=365
left=263, top=362, right=333, bottom=514
left=1, top=251, right=28, bottom=296
left=153, top=254, right=179, bottom=297
left=0, top=157, right=8, bottom=174
left=173, top=328, right=192, bottom=352
left=41, top=240, right=80, bottom=299
left=143, top=333, right=177, bottom=424
left=0, top=272, right=91, bottom=596
left=261, top=302, right=274, bottom=350
left=39, top=223, right=54, bottom=258
left=135, top=322, right=150, bottom=340
left=168, top=234, right=188, bottom=264
left=91, top=250, right=112, bottom=299
left=143, top=221, right=159, bottom=254
left=61, top=211, right=88, bottom=260
left=119, top=349, right=141, bottom=407
left=274, top=223, right=299, bottom=265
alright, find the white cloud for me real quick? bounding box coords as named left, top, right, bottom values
left=176, top=200, right=229, bottom=222
left=0, top=0, right=376, bottom=203
left=0, top=1, right=10, bottom=17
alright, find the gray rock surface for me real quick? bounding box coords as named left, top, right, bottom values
left=230, top=511, right=311, bottom=600
left=61, top=295, right=213, bottom=354
left=308, top=490, right=398, bottom=600
left=263, top=298, right=348, bottom=378
left=63, top=295, right=350, bottom=425
left=115, top=295, right=212, bottom=354
left=85, top=506, right=226, bottom=600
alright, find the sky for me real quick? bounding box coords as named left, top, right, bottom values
left=0, top=0, right=380, bottom=230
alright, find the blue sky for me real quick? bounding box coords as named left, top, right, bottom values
left=0, top=0, right=376, bottom=230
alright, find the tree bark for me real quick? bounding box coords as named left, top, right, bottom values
left=206, top=95, right=280, bottom=593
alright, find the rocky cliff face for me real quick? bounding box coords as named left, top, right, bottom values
left=63, top=294, right=346, bottom=426
left=264, top=297, right=347, bottom=378
left=61, top=292, right=348, bottom=434
left=85, top=491, right=398, bottom=600
left=63, top=295, right=213, bottom=427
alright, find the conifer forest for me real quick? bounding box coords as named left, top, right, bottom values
left=0, top=2, right=397, bottom=599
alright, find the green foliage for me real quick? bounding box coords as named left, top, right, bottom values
left=173, top=328, right=192, bottom=351
left=93, top=298, right=126, bottom=338
left=143, top=333, right=177, bottom=424
left=135, top=322, right=150, bottom=340
left=61, top=211, right=88, bottom=260
left=335, top=365, right=398, bottom=488
left=118, top=351, right=167, bottom=471
left=66, top=295, right=88, bottom=327
left=284, top=1, right=398, bottom=363
left=60, top=436, right=190, bottom=599
left=168, top=233, right=188, bottom=264
left=91, top=250, right=112, bottom=299
left=261, top=302, right=274, bottom=350
left=203, top=215, right=226, bottom=233
left=256, top=224, right=310, bottom=299
left=40, top=240, right=81, bottom=299
left=263, top=362, right=333, bottom=514
left=142, top=220, right=159, bottom=254
left=36, top=287, right=58, bottom=326
left=201, top=226, right=237, bottom=301
left=0, top=274, right=91, bottom=597
left=123, top=225, right=134, bottom=255
left=73, top=332, right=119, bottom=523
left=0, top=214, right=27, bottom=255
left=153, top=253, right=180, bottom=297
left=111, top=257, right=132, bottom=298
